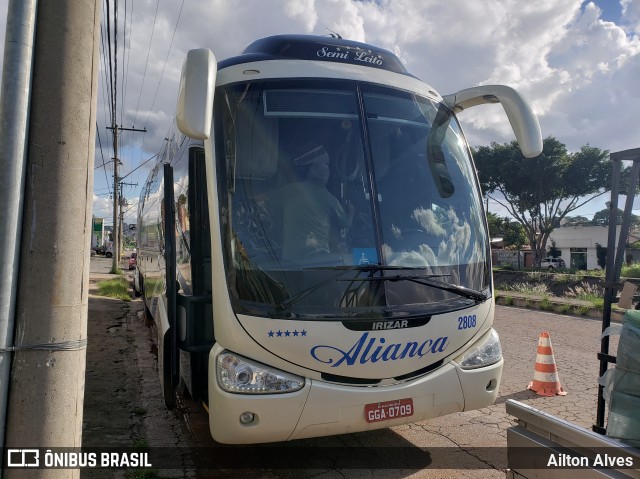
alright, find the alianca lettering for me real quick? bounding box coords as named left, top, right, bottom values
left=310, top=332, right=449, bottom=367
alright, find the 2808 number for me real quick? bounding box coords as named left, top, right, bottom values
left=458, top=314, right=477, bottom=330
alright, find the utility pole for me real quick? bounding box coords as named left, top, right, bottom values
left=110, top=125, right=119, bottom=273
left=0, top=0, right=37, bottom=466
left=106, top=125, right=145, bottom=272
left=4, top=2, right=100, bottom=479
left=118, top=181, right=137, bottom=255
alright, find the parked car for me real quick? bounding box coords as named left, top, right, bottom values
left=541, top=257, right=566, bottom=270
left=104, top=244, right=113, bottom=258
left=128, top=252, right=137, bottom=270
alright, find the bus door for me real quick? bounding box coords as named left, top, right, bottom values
left=161, top=162, right=179, bottom=409
left=176, top=146, right=214, bottom=402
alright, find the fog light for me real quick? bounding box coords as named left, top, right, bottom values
left=239, top=411, right=255, bottom=424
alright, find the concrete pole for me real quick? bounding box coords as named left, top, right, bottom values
left=4, top=1, right=100, bottom=478
left=112, top=126, right=120, bottom=272
left=0, top=0, right=37, bottom=463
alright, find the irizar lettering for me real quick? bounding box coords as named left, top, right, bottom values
left=310, top=332, right=449, bottom=367
left=373, top=319, right=408, bottom=330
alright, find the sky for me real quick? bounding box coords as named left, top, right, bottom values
left=1, top=0, right=639, bottom=226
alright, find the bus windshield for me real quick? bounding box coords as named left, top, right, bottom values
left=215, top=79, right=490, bottom=319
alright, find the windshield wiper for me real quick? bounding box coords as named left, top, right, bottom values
left=269, top=267, right=357, bottom=315
left=340, top=275, right=488, bottom=303
left=269, top=265, right=451, bottom=314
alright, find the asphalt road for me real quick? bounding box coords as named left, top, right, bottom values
left=90, top=253, right=134, bottom=274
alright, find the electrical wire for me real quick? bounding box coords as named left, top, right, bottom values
left=144, top=0, right=185, bottom=129
left=133, top=0, right=160, bottom=128
left=95, top=123, right=112, bottom=198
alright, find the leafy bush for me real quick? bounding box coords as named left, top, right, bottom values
left=622, top=263, right=640, bottom=278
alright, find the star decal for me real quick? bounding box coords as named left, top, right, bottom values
left=267, top=329, right=308, bottom=338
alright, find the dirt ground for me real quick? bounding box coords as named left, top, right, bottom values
left=82, top=272, right=197, bottom=479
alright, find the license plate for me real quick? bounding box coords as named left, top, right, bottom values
left=364, top=398, right=414, bottom=423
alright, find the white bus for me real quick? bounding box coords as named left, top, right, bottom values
left=135, top=34, right=542, bottom=444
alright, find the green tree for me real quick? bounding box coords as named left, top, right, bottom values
left=502, top=221, right=528, bottom=250
left=474, top=137, right=611, bottom=266
left=486, top=212, right=506, bottom=239
left=595, top=242, right=607, bottom=269
left=486, top=212, right=527, bottom=249
left=487, top=212, right=505, bottom=238
left=590, top=207, right=640, bottom=226
left=563, top=215, right=590, bottom=226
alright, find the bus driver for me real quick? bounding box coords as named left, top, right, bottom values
left=267, top=146, right=354, bottom=261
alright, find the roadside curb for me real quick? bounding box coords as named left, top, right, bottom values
left=494, top=291, right=619, bottom=321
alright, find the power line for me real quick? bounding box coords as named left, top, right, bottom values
left=144, top=0, right=185, bottom=128
left=99, top=20, right=112, bottom=130
left=119, top=0, right=130, bottom=126
left=95, top=123, right=112, bottom=198
left=133, top=0, right=160, bottom=127
left=105, top=0, right=116, bottom=129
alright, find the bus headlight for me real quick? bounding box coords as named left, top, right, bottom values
left=217, top=351, right=305, bottom=394
left=458, top=329, right=502, bottom=370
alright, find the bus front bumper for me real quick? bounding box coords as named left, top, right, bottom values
left=207, top=348, right=503, bottom=444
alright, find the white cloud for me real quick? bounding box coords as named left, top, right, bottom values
left=1, top=0, right=639, bottom=218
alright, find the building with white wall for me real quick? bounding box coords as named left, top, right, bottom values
left=547, top=225, right=622, bottom=270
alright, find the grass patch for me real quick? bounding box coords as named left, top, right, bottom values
left=502, top=282, right=550, bottom=296
left=574, top=305, right=591, bottom=316
left=539, top=297, right=553, bottom=311
left=132, top=438, right=148, bottom=449
left=564, top=282, right=604, bottom=309
left=131, top=407, right=147, bottom=416
left=525, top=272, right=545, bottom=283
left=97, top=277, right=131, bottom=302
left=558, top=304, right=572, bottom=314
left=553, top=274, right=571, bottom=284
left=503, top=296, right=513, bottom=306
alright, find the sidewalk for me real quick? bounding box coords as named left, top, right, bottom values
left=82, top=271, right=195, bottom=478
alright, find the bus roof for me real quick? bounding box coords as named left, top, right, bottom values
left=218, top=34, right=411, bottom=76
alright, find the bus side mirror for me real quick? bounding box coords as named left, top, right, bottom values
left=442, top=85, right=542, bottom=158
left=176, top=49, right=217, bottom=140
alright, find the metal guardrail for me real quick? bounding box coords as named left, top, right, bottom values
left=506, top=399, right=640, bottom=479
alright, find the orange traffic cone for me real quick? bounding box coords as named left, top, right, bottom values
left=527, top=331, right=567, bottom=396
